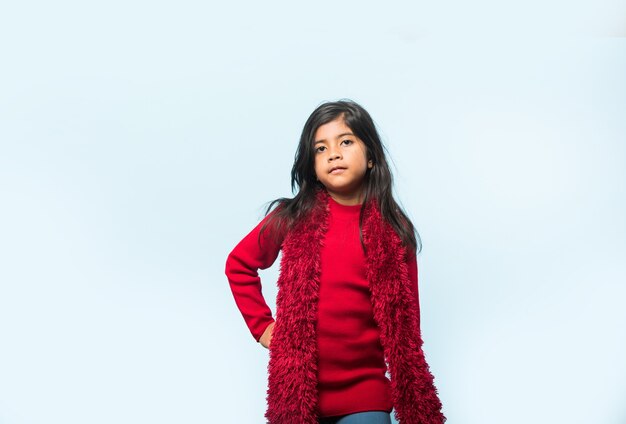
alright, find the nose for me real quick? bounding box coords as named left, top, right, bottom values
left=327, top=147, right=341, bottom=161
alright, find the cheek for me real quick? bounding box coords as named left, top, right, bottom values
left=357, top=152, right=369, bottom=170
left=313, top=157, right=323, bottom=177
left=356, top=145, right=368, bottom=167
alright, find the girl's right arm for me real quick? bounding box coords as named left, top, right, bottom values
left=225, top=213, right=283, bottom=344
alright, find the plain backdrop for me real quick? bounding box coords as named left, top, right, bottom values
left=1, top=1, right=625, bottom=423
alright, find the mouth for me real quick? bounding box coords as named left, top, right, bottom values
left=329, top=166, right=346, bottom=174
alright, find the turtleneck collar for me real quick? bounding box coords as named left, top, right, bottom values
left=327, top=193, right=362, bottom=217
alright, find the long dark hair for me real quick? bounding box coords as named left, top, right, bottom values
left=261, top=99, right=421, bottom=253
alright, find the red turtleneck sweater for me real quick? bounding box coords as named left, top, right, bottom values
left=225, top=196, right=421, bottom=418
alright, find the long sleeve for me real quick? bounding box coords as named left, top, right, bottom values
left=225, top=213, right=283, bottom=342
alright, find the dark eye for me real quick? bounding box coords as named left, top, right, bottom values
left=341, top=139, right=353, bottom=146
left=315, top=146, right=326, bottom=153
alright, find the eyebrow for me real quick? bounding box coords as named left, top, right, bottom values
left=314, top=132, right=355, bottom=144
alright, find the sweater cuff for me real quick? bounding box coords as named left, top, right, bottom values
left=254, top=319, right=276, bottom=343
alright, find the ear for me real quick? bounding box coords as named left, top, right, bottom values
left=367, top=159, right=374, bottom=169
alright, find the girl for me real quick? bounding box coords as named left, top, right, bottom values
left=225, top=100, right=445, bottom=424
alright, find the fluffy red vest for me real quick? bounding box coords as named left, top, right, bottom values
left=265, top=189, right=445, bottom=424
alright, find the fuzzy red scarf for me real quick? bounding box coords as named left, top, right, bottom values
left=265, top=189, right=445, bottom=424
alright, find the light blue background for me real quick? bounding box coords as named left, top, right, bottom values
left=1, top=1, right=625, bottom=423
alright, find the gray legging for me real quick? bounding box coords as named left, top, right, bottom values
left=318, top=411, right=392, bottom=424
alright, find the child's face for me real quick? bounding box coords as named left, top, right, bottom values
left=313, top=117, right=372, bottom=205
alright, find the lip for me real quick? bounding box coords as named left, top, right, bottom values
left=329, top=166, right=346, bottom=174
